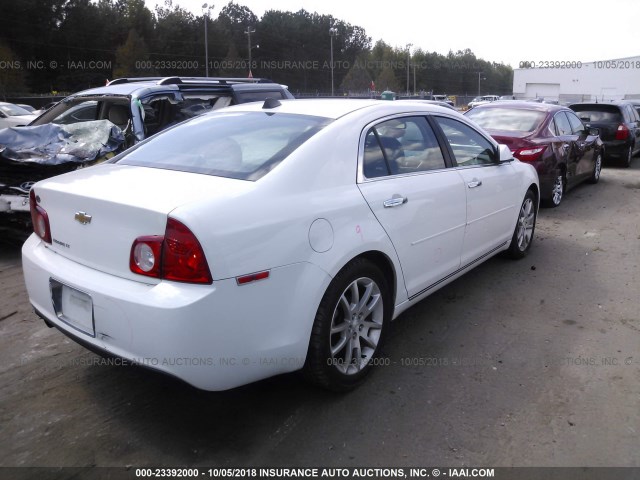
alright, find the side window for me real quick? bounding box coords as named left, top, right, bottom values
left=554, top=112, right=572, bottom=136
left=433, top=116, right=497, bottom=166
left=625, top=105, right=638, bottom=122
left=566, top=111, right=585, bottom=135
left=52, top=101, right=98, bottom=125
left=362, top=116, right=446, bottom=178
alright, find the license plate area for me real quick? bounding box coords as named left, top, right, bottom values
left=50, top=279, right=95, bottom=337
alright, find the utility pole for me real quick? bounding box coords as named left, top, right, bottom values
left=202, top=3, right=214, bottom=77
left=245, top=26, right=256, bottom=78
left=406, top=44, right=413, bottom=96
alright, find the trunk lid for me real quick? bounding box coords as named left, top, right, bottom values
left=484, top=129, right=535, bottom=151
left=33, top=163, right=251, bottom=283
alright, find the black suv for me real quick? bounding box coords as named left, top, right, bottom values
left=0, top=77, right=293, bottom=232
left=31, top=76, right=294, bottom=146
left=569, top=101, right=640, bottom=167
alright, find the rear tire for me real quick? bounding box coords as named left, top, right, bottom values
left=507, top=190, right=537, bottom=259
left=621, top=145, right=633, bottom=168
left=542, top=170, right=564, bottom=208
left=587, top=151, right=602, bottom=184
left=304, top=258, right=391, bottom=392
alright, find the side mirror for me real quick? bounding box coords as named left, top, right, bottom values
left=0, top=111, right=6, bottom=118
left=589, top=127, right=600, bottom=137
left=498, top=144, right=514, bottom=163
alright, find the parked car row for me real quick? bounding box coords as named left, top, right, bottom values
left=465, top=101, right=603, bottom=207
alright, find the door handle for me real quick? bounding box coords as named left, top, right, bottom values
left=383, top=195, right=408, bottom=208
left=467, top=180, right=482, bottom=188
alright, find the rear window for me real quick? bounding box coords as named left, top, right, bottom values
left=570, top=105, right=622, bottom=123
left=118, top=111, right=331, bottom=181
left=465, top=107, right=546, bottom=132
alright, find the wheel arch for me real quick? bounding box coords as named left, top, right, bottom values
left=343, top=250, right=398, bottom=308
left=527, top=182, right=540, bottom=209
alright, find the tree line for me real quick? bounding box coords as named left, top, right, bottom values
left=0, top=0, right=513, bottom=97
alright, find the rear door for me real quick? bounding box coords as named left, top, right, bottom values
left=357, top=115, right=467, bottom=299
left=551, top=112, right=577, bottom=181
left=623, top=104, right=640, bottom=154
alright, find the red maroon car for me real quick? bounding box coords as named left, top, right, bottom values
left=465, top=101, right=603, bottom=207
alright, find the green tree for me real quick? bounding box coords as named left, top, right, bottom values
left=114, top=29, right=149, bottom=78
left=0, top=41, right=26, bottom=99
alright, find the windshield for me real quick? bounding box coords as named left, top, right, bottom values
left=118, top=111, right=332, bottom=181
left=0, top=103, right=32, bottom=116
left=466, top=107, right=546, bottom=132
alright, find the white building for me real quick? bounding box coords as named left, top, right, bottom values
left=513, top=55, right=640, bottom=103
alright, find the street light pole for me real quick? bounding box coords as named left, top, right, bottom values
left=413, top=60, right=416, bottom=95
left=406, top=43, right=412, bottom=96
left=202, top=3, right=213, bottom=77
left=245, top=26, right=255, bottom=78
left=329, top=25, right=338, bottom=96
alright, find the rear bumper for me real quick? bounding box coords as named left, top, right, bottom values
left=22, top=234, right=332, bottom=390
left=602, top=140, right=630, bottom=159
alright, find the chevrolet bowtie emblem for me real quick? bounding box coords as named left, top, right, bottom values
left=74, top=211, right=92, bottom=225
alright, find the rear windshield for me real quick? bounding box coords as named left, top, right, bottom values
left=570, top=105, right=622, bottom=123
left=118, top=111, right=331, bottom=181
left=465, top=107, right=546, bottom=132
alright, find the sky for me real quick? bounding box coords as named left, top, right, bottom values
left=145, top=0, right=639, bottom=68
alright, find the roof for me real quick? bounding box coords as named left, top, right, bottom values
left=224, top=98, right=459, bottom=120
left=471, top=100, right=568, bottom=113
left=67, top=77, right=286, bottom=98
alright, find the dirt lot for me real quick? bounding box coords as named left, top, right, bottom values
left=1, top=162, right=639, bottom=472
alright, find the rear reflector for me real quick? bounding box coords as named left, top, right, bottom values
left=236, top=271, right=270, bottom=285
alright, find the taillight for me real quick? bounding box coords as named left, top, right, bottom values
left=615, top=124, right=629, bottom=140
left=513, top=145, right=547, bottom=163
left=162, top=218, right=212, bottom=284
left=129, top=218, right=212, bottom=284
left=29, top=189, right=52, bottom=244
left=130, top=236, right=163, bottom=277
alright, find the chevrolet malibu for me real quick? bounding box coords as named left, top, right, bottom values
left=22, top=99, right=539, bottom=391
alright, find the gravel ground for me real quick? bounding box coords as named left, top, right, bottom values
left=0, top=162, right=638, bottom=472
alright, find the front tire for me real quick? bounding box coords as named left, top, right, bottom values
left=304, top=258, right=391, bottom=391
left=507, top=190, right=537, bottom=259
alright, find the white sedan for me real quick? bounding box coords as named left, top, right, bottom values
left=0, top=102, right=37, bottom=128
left=22, top=99, right=539, bottom=391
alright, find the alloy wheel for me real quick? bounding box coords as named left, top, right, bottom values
left=516, top=197, right=535, bottom=251
left=329, top=276, right=384, bottom=375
